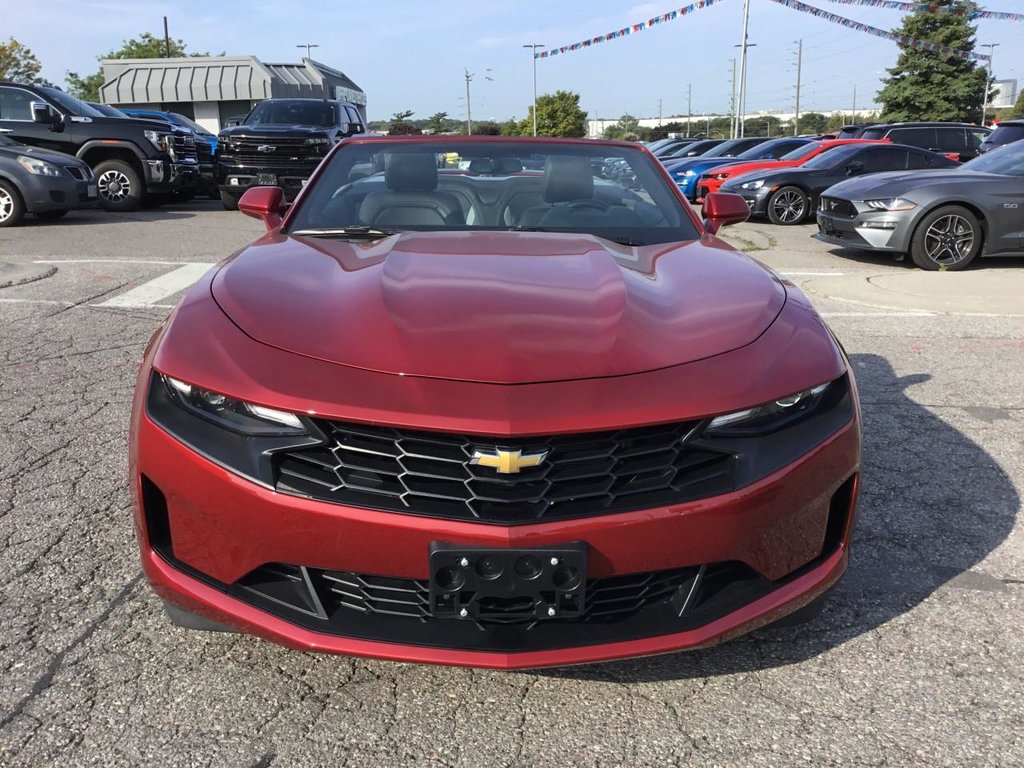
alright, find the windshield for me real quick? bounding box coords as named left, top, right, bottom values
left=735, top=138, right=806, bottom=160
left=169, top=113, right=214, bottom=136
left=959, top=140, right=1024, bottom=175
left=245, top=100, right=337, bottom=127
left=859, top=128, right=886, bottom=140
left=802, top=144, right=861, bottom=170
left=286, top=140, right=701, bottom=246
left=984, top=124, right=1024, bottom=147
left=702, top=140, right=748, bottom=158
left=39, top=87, right=102, bottom=118
left=90, top=103, right=127, bottom=117
left=780, top=142, right=827, bottom=162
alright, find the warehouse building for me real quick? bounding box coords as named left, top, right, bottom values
left=98, top=55, right=365, bottom=133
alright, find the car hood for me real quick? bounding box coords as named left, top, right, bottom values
left=822, top=169, right=994, bottom=198
left=219, top=125, right=331, bottom=138
left=211, top=231, right=787, bottom=384
left=0, top=142, right=82, bottom=165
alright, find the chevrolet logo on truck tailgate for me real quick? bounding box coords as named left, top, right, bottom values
left=470, top=448, right=548, bottom=474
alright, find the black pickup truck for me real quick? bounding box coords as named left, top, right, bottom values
left=216, top=98, right=365, bottom=209
left=0, top=82, right=199, bottom=211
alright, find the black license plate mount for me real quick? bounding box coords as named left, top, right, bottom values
left=429, top=542, right=587, bottom=622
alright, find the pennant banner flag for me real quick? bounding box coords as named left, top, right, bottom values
left=768, top=0, right=991, bottom=59
left=536, top=0, right=725, bottom=59
left=818, top=0, right=1024, bottom=22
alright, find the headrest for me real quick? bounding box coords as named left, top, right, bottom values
left=386, top=153, right=439, bottom=192
left=544, top=155, right=594, bottom=203
left=492, top=157, right=523, bottom=174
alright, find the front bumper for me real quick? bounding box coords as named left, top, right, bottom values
left=217, top=159, right=321, bottom=202
left=20, top=172, right=97, bottom=213
left=143, top=159, right=201, bottom=193
left=133, top=397, right=860, bottom=668
left=814, top=208, right=915, bottom=252
left=722, top=186, right=771, bottom=216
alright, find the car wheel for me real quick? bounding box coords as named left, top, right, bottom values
left=766, top=186, right=809, bottom=225
left=0, top=181, right=25, bottom=227
left=220, top=190, right=239, bottom=211
left=910, top=205, right=982, bottom=271
left=35, top=209, right=69, bottom=220
left=94, top=160, right=143, bottom=212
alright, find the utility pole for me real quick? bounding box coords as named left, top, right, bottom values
left=728, top=58, right=737, bottom=139
left=163, top=17, right=171, bottom=57
left=794, top=39, right=802, bottom=136
left=851, top=85, right=857, bottom=125
left=522, top=44, right=545, bottom=136
left=296, top=43, right=319, bottom=58
left=980, top=43, right=999, bottom=124
left=658, top=97, right=663, bottom=126
left=736, top=0, right=752, bottom=138
left=464, top=68, right=474, bottom=135
left=686, top=83, right=692, bottom=137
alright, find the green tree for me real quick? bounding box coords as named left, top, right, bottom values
left=388, top=111, right=421, bottom=135
left=471, top=121, right=501, bottom=135
left=426, top=111, right=449, bottom=133
left=795, top=112, right=827, bottom=135
left=66, top=32, right=212, bottom=102
left=499, top=118, right=524, bottom=136
left=0, top=38, right=44, bottom=83
left=524, top=90, right=587, bottom=138
left=876, top=1, right=987, bottom=122
left=1010, top=90, right=1024, bottom=119
left=603, top=113, right=641, bottom=140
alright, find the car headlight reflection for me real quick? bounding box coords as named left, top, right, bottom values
left=162, top=374, right=306, bottom=434
left=864, top=197, right=916, bottom=212
left=705, top=381, right=834, bottom=436
left=739, top=179, right=766, bottom=190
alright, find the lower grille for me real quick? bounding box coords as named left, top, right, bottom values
left=65, top=166, right=90, bottom=180
left=275, top=420, right=735, bottom=524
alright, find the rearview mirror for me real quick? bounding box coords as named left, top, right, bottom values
left=238, top=186, right=285, bottom=231
left=702, top=192, right=750, bottom=234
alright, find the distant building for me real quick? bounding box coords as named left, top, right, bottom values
left=989, top=79, right=1018, bottom=109
left=99, top=56, right=365, bottom=133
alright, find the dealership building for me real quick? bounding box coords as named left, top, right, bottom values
left=98, top=55, right=366, bottom=133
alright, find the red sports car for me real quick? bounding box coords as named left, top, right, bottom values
left=130, top=136, right=861, bottom=669
left=697, top=138, right=879, bottom=201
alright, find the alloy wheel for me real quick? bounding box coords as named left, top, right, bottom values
left=923, top=214, right=975, bottom=267
left=771, top=190, right=806, bottom=223
left=98, top=170, right=132, bottom=203
left=0, top=186, right=13, bottom=223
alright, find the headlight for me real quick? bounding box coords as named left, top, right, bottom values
left=864, top=197, right=916, bottom=212
left=739, top=179, right=766, bottom=190
left=705, top=381, right=834, bottom=436
left=144, top=129, right=175, bottom=159
left=162, top=374, right=305, bottom=434
left=17, top=156, right=62, bottom=176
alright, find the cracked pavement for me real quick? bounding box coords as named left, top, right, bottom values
left=1, top=203, right=1022, bottom=767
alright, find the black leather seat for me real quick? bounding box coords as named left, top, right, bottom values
left=359, top=154, right=464, bottom=226
left=518, top=156, right=641, bottom=229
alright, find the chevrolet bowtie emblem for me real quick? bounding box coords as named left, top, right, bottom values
left=257, top=144, right=276, bottom=153
left=470, top=448, right=548, bottom=474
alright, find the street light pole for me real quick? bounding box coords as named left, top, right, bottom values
left=736, top=0, right=752, bottom=138
left=522, top=44, right=545, bottom=136
left=980, top=44, right=999, bottom=124
left=296, top=43, right=319, bottom=59
left=794, top=39, right=803, bottom=136
left=464, top=68, right=474, bottom=135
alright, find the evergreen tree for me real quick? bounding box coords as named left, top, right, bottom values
left=876, top=1, right=987, bottom=122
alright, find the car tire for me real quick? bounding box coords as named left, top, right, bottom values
left=0, top=181, right=25, bottom=227
left=766, top=186, right=810, bottom=225
left=909, top=205, right=982, bottom=271
left=220, top=190, right=239, bottom=211
left=35, top=209, right=69, bottom=220
left=94, top=159, right=143, bottom=212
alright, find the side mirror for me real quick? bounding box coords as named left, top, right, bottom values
left=845, top=161, right=864, bottom=175
left=702, top=192, right=750, bottom=234
left=238, top=186, right=285, bottom=231
left=31, top=101, right=58, bottom=126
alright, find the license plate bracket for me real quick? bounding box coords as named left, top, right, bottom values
left=429, top=542, right=587, bottom=621
left=257, top=173, right=277, bottom=185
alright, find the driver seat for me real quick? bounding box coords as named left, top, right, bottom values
left=359, top=154, right=464, bottom=226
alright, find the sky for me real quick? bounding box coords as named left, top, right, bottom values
left=5, top=0, right=1024, bottom=122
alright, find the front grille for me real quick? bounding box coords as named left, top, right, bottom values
left=65, top=165, right=90, bottom=180
left=223, top=135, right=321, bottom=165
left=195, top=139, right=212, bottom=164
left=275, top=420, right=736, bottom=524
left=820, top=196, right=856, bottom=217
left=173, top=133, right=197, bottom=163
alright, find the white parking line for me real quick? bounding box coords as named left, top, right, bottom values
left=94, top=263, right=214, bottom=308
left=820, top=311, right=935, bottom=318
left=33, top=259, right=189, bottom=265
left=780, top=271, right=847, bottom=277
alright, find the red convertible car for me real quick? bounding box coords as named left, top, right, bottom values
left=129, top=136, right=861, bottom=669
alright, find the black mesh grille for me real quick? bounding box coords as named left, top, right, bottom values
left=820, top=197, right=857, bottom=217
left=195, top=139, right=213, bottom=164
left=275, top=420, right=735, bottom=524
left=65, top=165, right=89, bottom=180
left=318, top=567, right=700, bottom=624
left=173, top=133, right=197, bottom=163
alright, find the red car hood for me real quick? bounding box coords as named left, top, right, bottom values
left=712, top=159, right=798, bottom=179
left=211, top=231, right=786, bottom=384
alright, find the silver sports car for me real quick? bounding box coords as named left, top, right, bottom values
left=814, top=141, right=1024, bottom=270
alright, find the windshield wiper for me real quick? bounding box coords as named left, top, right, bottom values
left=509, top=226, right=647, bottom=247
left=289, top=226, right=398, bottom=240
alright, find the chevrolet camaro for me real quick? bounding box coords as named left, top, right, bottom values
left=130, top=136, right=861, bottom=669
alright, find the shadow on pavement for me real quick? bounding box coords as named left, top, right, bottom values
left=824, top=245, right=1024, bottom=272
left=546, top=352, right=1018, bottom=682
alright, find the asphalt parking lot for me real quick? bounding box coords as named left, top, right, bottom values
left=1, top=202, right=1022, bottom=767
